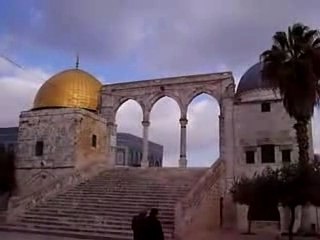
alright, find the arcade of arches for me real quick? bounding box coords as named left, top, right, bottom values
left=100, top=72, right=235, bottom=171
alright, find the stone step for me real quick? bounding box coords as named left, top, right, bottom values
left=0, top=168, right=206, bottom=239
left=45, top=198, right=176, bottom=207
left=29, top=206, right=174, bottom=216
left=17, top=215, right=174, bottom=227
left=83, top=180, right=194, bottom=186
left=26, top=208, right=174, bottom=218
left=54, top=193, right=182, bottom=201
left=21, top=212, right=174, bottom=227
left=70, top=187, right=189, bottom=193
left=50, top=198, right=177, bottom=206
left=37, top=201, right=175, bottom=211
left=59, top=194, right=183, bottom=201
left=68, top=189, right=187, bottom=195
left=15, top=218, right=174, bottom=233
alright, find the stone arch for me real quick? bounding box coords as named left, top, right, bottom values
left=149, top=96, right=181, bottom=167
left=147, top=92, right=183, bottom=117
left=113, top=98, right=144, bottom=118
left=186, top=93, right=220, bottom=167
left=186, top=90, right=220, bottom=113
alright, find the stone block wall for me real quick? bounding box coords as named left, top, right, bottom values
left=15, top=108, right=108, bottom=196
left=234, top=89, right=313, bottom=178
left=175, top=159, right=226, bottom=239
left=74, top=110, right=108, bottom=169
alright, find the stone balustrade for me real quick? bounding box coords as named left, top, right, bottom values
left=174, top=158, right=225, bottom=239
left=6, top=163, right=107, bottom=221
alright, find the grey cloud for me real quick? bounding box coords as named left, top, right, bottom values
left=5, top=0, right=320, bottom=77
left=0, top=59, right=49, bottom=126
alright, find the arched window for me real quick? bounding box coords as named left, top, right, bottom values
left=92, top=135, right=97, bottom=148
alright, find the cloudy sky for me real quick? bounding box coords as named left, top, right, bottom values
left=0, top=0, right=320, bottom=166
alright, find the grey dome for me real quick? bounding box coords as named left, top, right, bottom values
left=237, top=62, right=272, bottom=94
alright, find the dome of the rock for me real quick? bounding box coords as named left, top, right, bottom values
left=33, top=69, right=102, bottom=111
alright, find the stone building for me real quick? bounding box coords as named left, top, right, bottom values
left=1, top=61, right=319, bottom=238
left=0, top=127, right=17, bottom=153
left=234, top=62, right=316, bottom=233
left=116, top=132, right=163, bottom=167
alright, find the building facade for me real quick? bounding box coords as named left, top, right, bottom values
left=116, top=132, right=163, bottom=167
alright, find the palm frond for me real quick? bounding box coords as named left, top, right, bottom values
left=260, top=23, right=320, bottom=120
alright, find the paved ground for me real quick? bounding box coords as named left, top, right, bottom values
left=183, top=229, right=319, bottom=240
left=0, top=231, right=82, bottom=240
left=0, top=230, right=317, bottom=240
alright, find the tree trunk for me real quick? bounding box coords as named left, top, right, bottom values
left=294, top=119, right=309, bottom=165
left=247, top=220, right=252, bottom=234
left=288, top=206, right=295, bottom=240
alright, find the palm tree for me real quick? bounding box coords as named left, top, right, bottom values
left=260, top=23, right=320, bottom=165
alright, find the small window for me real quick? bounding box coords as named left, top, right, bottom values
left=35, top=141, right=44, bottom=156
left=261, top=102, right=271, bottom=112
left=261, top=144, right=275, bottom=163
left=92, top=135, right=97, bottom=148
left=282, top=149, right=291, bottom=163
left=245, top=151, right=255, bottom=164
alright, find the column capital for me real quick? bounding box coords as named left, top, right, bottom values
left=142, top=121, right=150, bottom=127
left=179, top=118, right=188, bottom=126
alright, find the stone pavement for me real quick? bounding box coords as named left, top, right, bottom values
left=0, top=230, right=318, bottom=240
left=0, top=231, right=81, bottom=240
left=182, top=229, right=319, bottom=240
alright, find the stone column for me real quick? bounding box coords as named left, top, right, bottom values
left=107, top=122, right=117, bottom=166
left=141, top=120, right=150, bottom=167
left=179, top=118, right=188, bottom=168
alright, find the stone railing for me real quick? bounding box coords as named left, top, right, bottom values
left=7, top=163, right=107, bottom=221
left=174, top=158, right=224, bottom=239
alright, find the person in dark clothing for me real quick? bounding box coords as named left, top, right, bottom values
left=131, top=209, right=148, bottom=240
left=146, top=208, right=164, bottom=240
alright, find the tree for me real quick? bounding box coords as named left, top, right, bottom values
left=231, top=169, right=280, bottom=234
left=260, top=23, right=320, bottom=165
left=232, top=163, right=320, bottom=240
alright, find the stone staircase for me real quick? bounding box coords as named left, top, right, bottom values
left=0, top=167, right=207, bottom=239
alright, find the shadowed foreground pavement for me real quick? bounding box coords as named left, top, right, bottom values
left=0, top=230, right=318, bottom=240
left=0, top=232, right=81, bottom=240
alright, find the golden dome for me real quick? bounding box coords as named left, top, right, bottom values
left=33, top=69, right=102, bottom=111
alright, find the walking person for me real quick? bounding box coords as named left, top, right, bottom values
left=146, top=208, right=164, bottom=240
left=131, top=209, right=148, bottom=240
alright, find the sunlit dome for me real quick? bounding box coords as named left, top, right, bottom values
left=33, top=69, right=102, bottom=111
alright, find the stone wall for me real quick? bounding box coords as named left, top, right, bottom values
left=15, top=108, right=108, bottom=196
left=234, top=89, right=313, bottom=178
left=74, top=110, right=108, bottom=169
left=8, top=162, right=108, bottom=221
left=175, top=159, right=225, bottom=239
left=17, top=109, right=77, bottom=168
